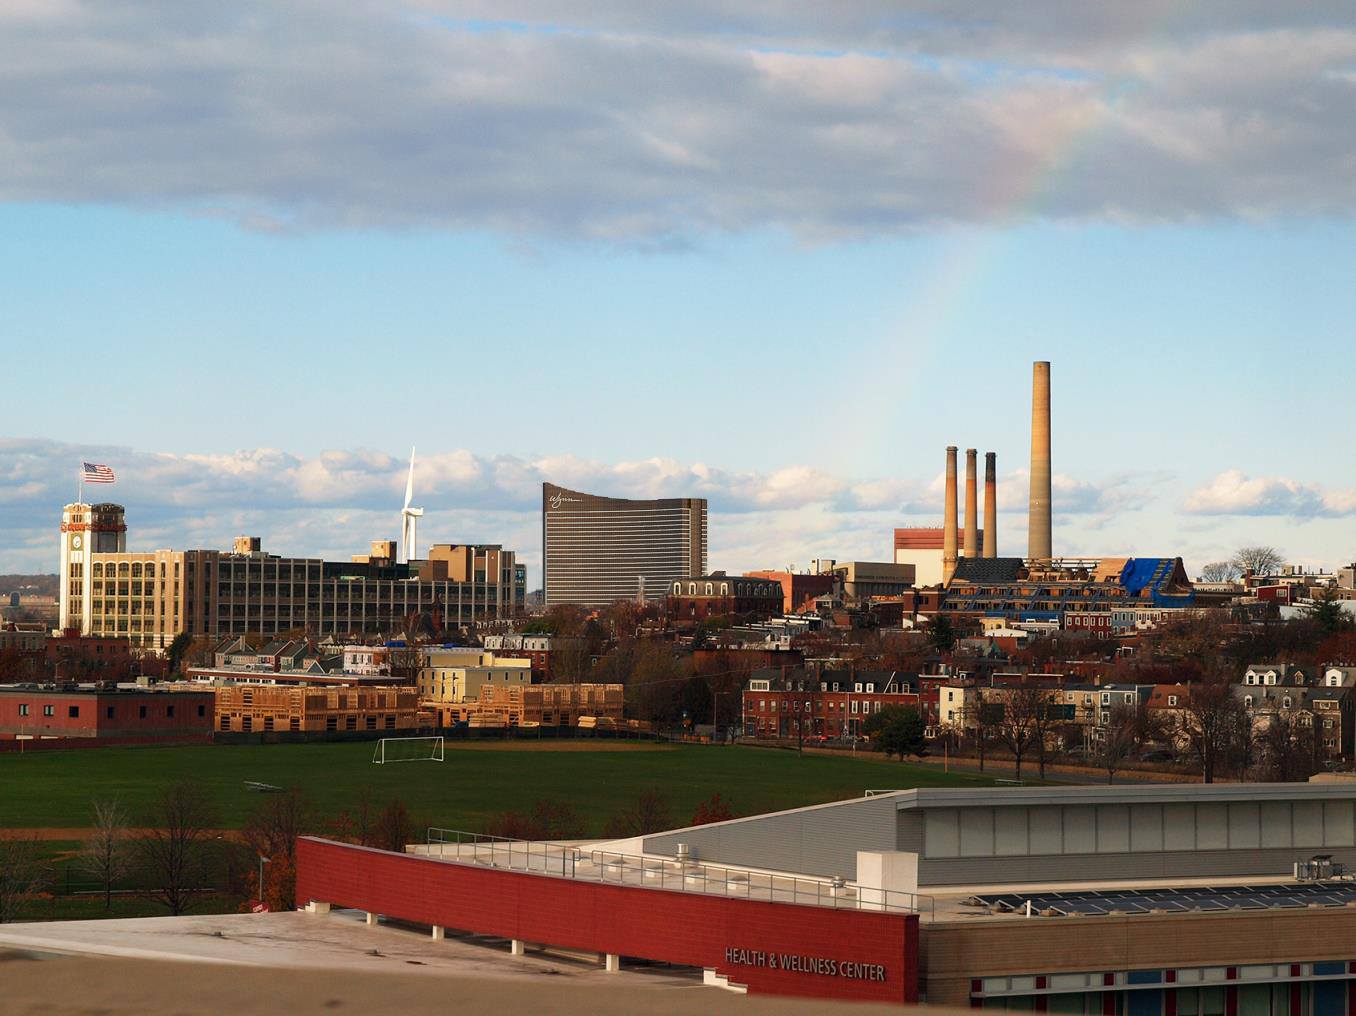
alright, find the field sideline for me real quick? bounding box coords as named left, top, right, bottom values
left=0, top=741, right=999, bottom=835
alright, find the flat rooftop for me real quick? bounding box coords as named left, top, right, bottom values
left=0, top=909, right=684, bottom=982
left=0, top=911, right=946, bottom=1015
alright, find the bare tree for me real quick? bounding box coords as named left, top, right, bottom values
left=0, top=833, right=49, bottom=924
left=1258, top=708, right=1322, bottom=783
left=1232, top=546, right=1283, bottom=578
left=1199, top=561, right=1242, bottom=583
left=995, top=685, right=1044, bottom=782
left=80, top=799, right=132, bottom=910
left=137, top=781, right=218, bottom=916
left=1099, top=704, right=1143, bottom=784
left=1122, top=700, right=1167, bottom=756
left=1017, top=684, right=1060, bottom=780
left=1178, top=678, right=1251, bottom=784
left=971, top=689, right=1003, bottom=773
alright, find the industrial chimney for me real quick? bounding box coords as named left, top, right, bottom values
left=983, top=452, right=997, bottom=558
left=1027, top=361, right=1053, bottom=561
left=943, top=446, right=959, bottom=584
left=963, top=449, right=978, bottom=559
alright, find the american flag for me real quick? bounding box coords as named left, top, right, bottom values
left=82, top=462, right=116, bottom=484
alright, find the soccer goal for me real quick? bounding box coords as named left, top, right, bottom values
left=372, top=736, right=445, bottom=764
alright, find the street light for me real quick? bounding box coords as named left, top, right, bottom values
left=257, top=855, right=271, bottom=906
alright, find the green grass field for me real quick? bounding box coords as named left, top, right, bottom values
left=0, top=741, right=997, bottom=835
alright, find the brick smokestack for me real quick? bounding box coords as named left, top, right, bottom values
left=963, top=449, right=978, bottom=559
left=943, top=446, right=958, bottom=584
left=1027, top=360, right=1053, bottom=560
left=983, top=451, right=997, bottom=558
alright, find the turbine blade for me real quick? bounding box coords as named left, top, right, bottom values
left=403, top=446, right=416, bottom=510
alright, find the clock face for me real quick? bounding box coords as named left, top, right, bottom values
left=71, top=535, right=83, bottom=549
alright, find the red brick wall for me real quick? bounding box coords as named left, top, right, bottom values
left=296, top=837, right=917, bottom=1003
left=0, top=691, right=215, bottom=739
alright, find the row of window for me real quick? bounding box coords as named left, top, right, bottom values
left=751, top=698, right=888, bottom=715
left=13, top=702, right=204, bottom=720
left=223, top=714, right=401, bottom=732
left=91, top=562, right=180, bottom=578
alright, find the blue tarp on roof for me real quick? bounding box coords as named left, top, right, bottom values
left=1120, top=557, right=1196, bottom=607
left=1120, top=558, right=1169, bottom=596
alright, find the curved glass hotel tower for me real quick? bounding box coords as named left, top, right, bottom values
left=542, top=484, right=707, bottom=608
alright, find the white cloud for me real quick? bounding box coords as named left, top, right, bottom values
left=0, top=436, right=1145, bottom=577
left=0, top=4, right=1352, bottom=241
left=1184, top=469, right=1356, bottom=518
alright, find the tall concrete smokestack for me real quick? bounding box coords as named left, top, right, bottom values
left=963, top=449, right=978, bottom=559
left=1028, top=360, right=1053, bottom=561
left=983, top=451, right=997, bottom=558
left=943, top=446, right=958, bottom=584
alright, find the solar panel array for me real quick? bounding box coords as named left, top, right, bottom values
left=968, top=883, right=1356, bottom=917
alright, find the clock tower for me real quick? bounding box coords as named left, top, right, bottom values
left=59, top=502, right=126, bottom=633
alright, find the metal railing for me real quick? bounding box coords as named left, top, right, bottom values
left=586, top=848, right=933, bottom=918
left=425, top=828, right=581, bottom=876
left=421, top=826, right=932, bottom=918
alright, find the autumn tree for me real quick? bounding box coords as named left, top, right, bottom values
left=622, top=641, right=688, bottom=725
left=326, top=785, right=378, bottom=846
left=137, top=781, right=218, bottom=916
left=691, top=793, right=735, bottom=826
left=240, top=788, right=310, bottom=911
left=486, top=799, right=586, bottom=840
left=372, top=798, right=416, bottom=853
left=603, top=788, right=673, bottom=838
left=80, top=798, right=132, bottom=910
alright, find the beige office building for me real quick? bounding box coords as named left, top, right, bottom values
left=58, top=503, right=527, bottom=649
left=416, top=649, right=533, bottom=704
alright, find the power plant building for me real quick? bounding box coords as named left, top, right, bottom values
left=58, top=502, right=527, bottom=648
left=542, top=483, right=707, bottom=608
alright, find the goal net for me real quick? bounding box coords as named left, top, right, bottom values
left=372, top=736, right=445, bottom=764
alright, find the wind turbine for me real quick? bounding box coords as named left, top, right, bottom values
left=400, top=447, right=423, bottom=564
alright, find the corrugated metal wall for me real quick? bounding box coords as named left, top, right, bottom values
left=912, top=798, right=1356, bottom=886
left=642, top=796, right=900, bottom=879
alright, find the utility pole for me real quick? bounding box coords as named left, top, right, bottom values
left=257, top=855, right=271, bottom=907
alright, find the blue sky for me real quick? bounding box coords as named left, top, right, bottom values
left=2, top=3, right=1354, bottom=582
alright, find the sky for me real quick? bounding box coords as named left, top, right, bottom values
left=2, top=2, right=1355, bottom=584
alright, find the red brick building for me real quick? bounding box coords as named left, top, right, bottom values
left=45, top=629, right=133, bottom=678
left=743, top=570, right=835, bottom=614
left=667, top=574, right=784, bottom=624
left=1064, top=611, right=1113, bottom=637
left=0, top=686, right=215, bottom=744
left=742, top=671, right=920, bottom=740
